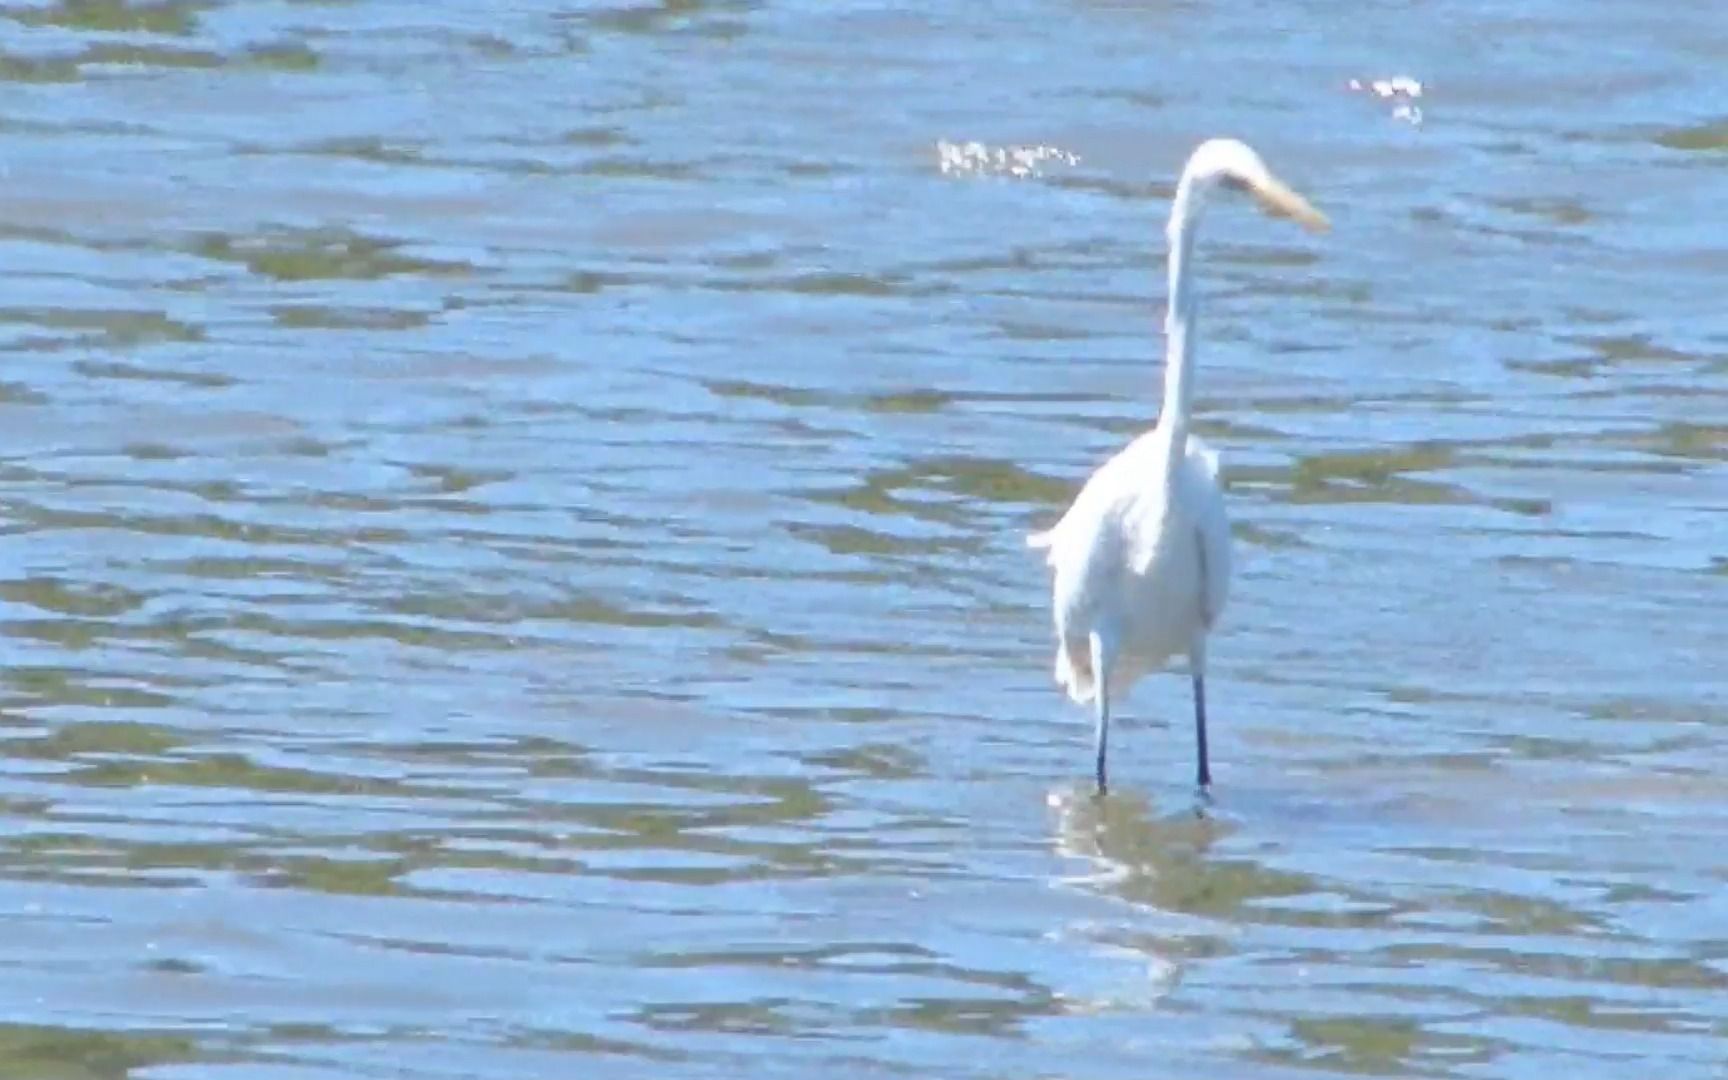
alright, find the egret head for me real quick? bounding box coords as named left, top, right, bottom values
left=1170, top=138, right=1329, bottom=237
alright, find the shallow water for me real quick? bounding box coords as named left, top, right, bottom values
left=0, top=1, right=1724, bottom=1077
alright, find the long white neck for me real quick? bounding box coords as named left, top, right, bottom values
left=1159, top=191, right=1201, bottom=463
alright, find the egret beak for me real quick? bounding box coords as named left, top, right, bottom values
left=1248, top=174, right=1329, bottom=233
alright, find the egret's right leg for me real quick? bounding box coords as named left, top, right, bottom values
left=1088, top=630, right=1113, bottom=795
left=1192, top=669, right=1211, bottom=789
left=1189, top=639, right=1213, bottom=790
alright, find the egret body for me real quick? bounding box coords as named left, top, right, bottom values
left=1028, top=138, right=1327, bottom=794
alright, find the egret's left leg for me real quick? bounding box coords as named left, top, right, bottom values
left=1088, top=629, right=1114, bottom=795
left=1191, top=664, right=1211, bottom=789
left=1193, top=530, right=1216, bottom=790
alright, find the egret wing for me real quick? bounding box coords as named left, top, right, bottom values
left=1185, top=436, right=1232, bottom=629
left=1037, top=471, right=1134, bottom=630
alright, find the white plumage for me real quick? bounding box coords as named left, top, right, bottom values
left=1028, top=429, right=1230, bottom=702
left=1029, top=138, right=1327, bottom=793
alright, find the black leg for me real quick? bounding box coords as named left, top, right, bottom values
left=1192, top=529, right=1215, bottom=792
left=1092, top=675, right=1109, bottom=797
left=1193, top=671, right=1211, bottom=789
left=1090, top=633, right=1110, bottom=797
left=1094, top=714, right=1109, bottom=796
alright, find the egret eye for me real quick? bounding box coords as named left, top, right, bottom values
left=1220, top=175, right=1250, bottom=193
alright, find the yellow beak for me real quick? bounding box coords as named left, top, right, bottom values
left=1250, top=174, right=1330, bottom=233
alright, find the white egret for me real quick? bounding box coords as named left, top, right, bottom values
left=1028, top=138, right=1327, bottom=794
